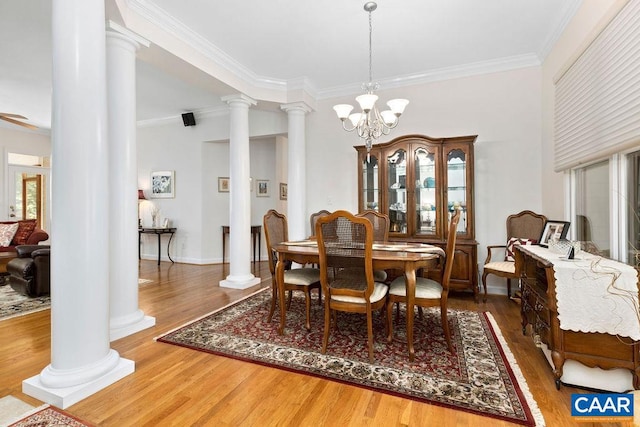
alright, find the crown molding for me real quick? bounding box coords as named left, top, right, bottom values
left=127, top=0, right=287, bottom=93
left=537, top=0, right=583, bottom=62
left=316, top=53, right=541, bottom=99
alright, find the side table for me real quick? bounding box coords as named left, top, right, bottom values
left=139, top=227, right=177, bottom=266
left=222, top=225, right=261, bottom=263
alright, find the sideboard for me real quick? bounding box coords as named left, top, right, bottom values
left=515, top=244, right=640, bottom=390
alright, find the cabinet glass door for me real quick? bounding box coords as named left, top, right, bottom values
left=414, top=147, right=436, bottom=236
left=361, top=155, right=379, bottom=211
left=447, top=148, right=467, bottom=234
left=387, top=149, right=407, bottom=234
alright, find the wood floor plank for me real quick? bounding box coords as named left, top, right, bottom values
left=0, top=260, right=631, bottom=426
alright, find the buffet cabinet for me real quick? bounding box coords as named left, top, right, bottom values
left=515, top=245, right=640, bottom=390
left=355, top=134, right=478, bottom=299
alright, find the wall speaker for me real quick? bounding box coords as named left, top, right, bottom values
left=182, top=112, right=196, bottom=127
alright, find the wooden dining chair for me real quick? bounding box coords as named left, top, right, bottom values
left=316, top=210, right=389, bottom=362
left=482, top=210, right=547, bottom=301
left=263, top=209, right=321, bottom=330
left=309, top=210, right=331, bottom=238
left=356, top=210, right=390, bottom=282
left=356, top=210, right=390, bottom=242
left=386, top=209, right=461, bottom=354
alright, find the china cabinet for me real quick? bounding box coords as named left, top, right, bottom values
left=355, top=134, right=478, bottom=299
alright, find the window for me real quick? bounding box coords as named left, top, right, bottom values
left=573, top=161, right=610, bottom=258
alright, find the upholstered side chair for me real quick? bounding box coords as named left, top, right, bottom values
left=263, top=209, right=321, bottom=331
left=482, top=210, right=547, bottom=301
left=386, top=209, right=460, bottom=354
left=316, top=210, right=389, bottom=362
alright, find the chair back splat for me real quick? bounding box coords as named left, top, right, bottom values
left=356, top=210, right=390, bottom=242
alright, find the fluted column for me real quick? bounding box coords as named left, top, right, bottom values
left=220, top=94, right=261, bottom=289
left=22, top=0, right=134, bottom=409
left=281, top=102, right=313, bottom=240
left=106, top=22, right=155, bottom=341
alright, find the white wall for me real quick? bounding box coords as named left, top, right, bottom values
left=136, top=109, right=286, bottom=264
left=307, top=66, right=543, bottom=291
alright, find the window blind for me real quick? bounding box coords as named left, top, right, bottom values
left=554, top=1, right=640, bottom=172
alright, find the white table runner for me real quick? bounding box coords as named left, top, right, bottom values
left=522, top=245, right=640, bottom=340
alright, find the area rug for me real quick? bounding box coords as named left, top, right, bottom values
left=157, top=289, right=545, bottom=426
left=7, top=404, right=94, bottom=427
left=0, top=285, right=49, bottom=321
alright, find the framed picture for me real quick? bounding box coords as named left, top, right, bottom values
left=538, top=220, right=570, bottom=247
left=218, top=177, right=229, bottom=193
left=151, top=170, right=175, bottom=198
left=279, top=183, right=287, bottom=200
left=256, top=179, right=270, bottom=197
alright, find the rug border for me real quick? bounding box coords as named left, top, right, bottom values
left=8, top=405, right=95, bottom=427
left=156, top=292, right=545, bottom=426
left=0, top=305, right=50, bottom=322
left=483, top=312, right=546, bottom=427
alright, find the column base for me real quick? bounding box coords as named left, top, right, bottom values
left=110, top=314, right=156, bottom=341
left=220, top=274, right=261, bottom=289
left=23, top=357, right=134, bottom=409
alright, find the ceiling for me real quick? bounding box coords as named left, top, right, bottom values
left=0, top=0, right=582, bottom=131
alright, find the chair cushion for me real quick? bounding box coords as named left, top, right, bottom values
left=331, top=281, right=388, bottom=304
left=484, top=261, right=516, bottom=274
left=0, top=223, right=19, bottom=247
left=505, top=237, right=535, bottom=261
left=284, top=268, right=320, bottom=286
left=389, top=276, right=443, bottom=299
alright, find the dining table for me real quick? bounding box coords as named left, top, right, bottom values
left=272, top=240, right=445, bottom=361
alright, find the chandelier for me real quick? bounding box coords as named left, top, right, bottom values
left=333, top=2, right=409, bottom=155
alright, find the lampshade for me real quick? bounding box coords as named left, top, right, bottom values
left=380, top=110, right=397, bottom=126
left=138, top=189, right=146, bottom=200
left=356, top=94, right=378, bottom=112
left=387, top=99, right=409, bottom=115
left=333, top=104, right=354, bottom=120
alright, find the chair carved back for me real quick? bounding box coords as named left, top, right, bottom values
left=506, top=210, right=547, bottom=242
left=263, top=209, right=288, bottom=276
left=356, top=210, right=390, bottom=242
left=309, top=210, right=331, bottom=237
left=316, top=210, right=375, bottom=300
left=441, top=209, right=461, bottom=291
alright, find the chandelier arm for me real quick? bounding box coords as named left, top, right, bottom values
left=341, top=121, right=358, bottom=132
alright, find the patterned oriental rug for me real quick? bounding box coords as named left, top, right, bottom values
left=157, top=289, right=545, bottom=426
left=0, top=284, right=49, bottom=321
left=8, top=405, right=94, bottom=427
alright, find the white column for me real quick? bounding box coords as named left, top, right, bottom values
left=281, top=102, right=313, bottom=240
left=106, top=22, right=155, bottom=341
left=220, top=94, right=261, bottom=289
left=23, top=0, right=134, bottom=409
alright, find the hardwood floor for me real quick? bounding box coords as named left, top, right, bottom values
left=0, top=260, right=630, bottom=426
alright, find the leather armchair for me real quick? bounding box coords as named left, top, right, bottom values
left=7, top=245, right=50, bottom=297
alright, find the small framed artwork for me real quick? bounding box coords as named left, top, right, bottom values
left=256, top=179, right=270, bottom=197
left=151, top=170, right=175, bottom=198
left=538, top=220, right=570, bottom=247
left=162, top=218, right=170, bottom=228
left=279, top=183, right=287, bottom=200
left=218, top=177, right=230, bottom=193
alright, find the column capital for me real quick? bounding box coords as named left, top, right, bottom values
left=106, top=21, right=150, bottom=49
left=222, top=94, right=257, bottom=107
left=280, top=102, right=314, bottom=114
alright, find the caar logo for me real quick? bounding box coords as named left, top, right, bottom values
left=571, top=393, right=633, bottom=422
